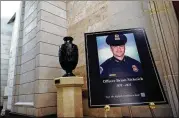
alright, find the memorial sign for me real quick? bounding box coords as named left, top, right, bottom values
left=84, top=28, right=167, bottom=107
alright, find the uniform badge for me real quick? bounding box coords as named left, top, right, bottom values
left=132, top=65, right=138, bottom=72
left=115, top=34, right=120, bottom=40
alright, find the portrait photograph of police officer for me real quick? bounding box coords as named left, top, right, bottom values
left=97, top=33, right=143, bottom=78
left=85, top=28, right=167, bottom=107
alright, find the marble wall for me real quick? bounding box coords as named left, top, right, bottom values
left=6, top=2, right=23, bottom=110
left=11, top=1, right=37, bottom=115
left=1, top=18, right=13, bottom=106
left=67, top=1, right=176, bottom=117
left=148, top=1, right=178, bottom=117
left=34, top=1, right=67, bottom=117
left=8, top=1, right=178, bottom=117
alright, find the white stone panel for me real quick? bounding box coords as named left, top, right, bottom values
left=35, top=80, right=56, bottom=93
left=39, top=42, right=59, bottom=56
left=22, top=37, right=37, bottom=55
left=23, top=27, right=37, bottom=45
left=36, top=31, right=64, bottom=46
left=19, top=28, right=23, bottom=38
left=1, top=90, right=4, bottom=96
left=24, top=1, right=38, bottom=20
left=39, top=10, right=67, bottom=28
left=8, top=58, right=14, bottom=67
left=17, top=39, right=23, bottom=47
left=21, top=59, right=35, bottom=74
left=1, top=69, right=8, bottom=75
left=1, top=86, right=5, bottom=91
left=19, top=94, right=34, bottom=102
left=7, top=96, right=12, bottom=104
left=16, top=56, right=21, bottom=66
left=40, top=1, right=66, bottom=19
left=19, top=82, right=34, bottom=95
left=35, top=107, right=56, bottom=116
left=17, top=106, right=27, bottom=115
left=8, top=63, right=15, bottom=73
left=1, top=80, right=7, bottom=86
left=47, top=1, right=66, bottom=10
left=36, top=54, right=60, bottom=68
left=1, top=59, right=9, bottom=65
left=1, top=75, right=8, bottom=81
left=7, top=79, right=14, bottom=88
left=20, top=70, right=35, bottom=84
left=39, top=20, right=67, bottom=36
left=15, top=66, right=21, bottom=75
left=1, top=54, right=10, bottom=59
left=16, top=47, right=22, bottom=57
left=7, top=87, right=12, bottom=96
left=26, top=107, right=35, bottom=116
left=23, top=18, right=37, bottom=36
left=1, top=64, right=9, bottom=70
left=34, top=93, right=56, bottom=108
left=3, top=86, right=8, bottom=96
left=15, top=75, right=20, bottom=85
left=14, top=85, right=19, bottom=96
left=1, top=46, right=10, bottom=54
left=1, top=35, right=11, bottom=44
left=8, top=72, right=14, bottom=80
left=24, top=9, right=38, bottom=28
left=25, top=1, right=31, bottom=6
left=1, top=43, right=11, bottom=49
left=21, top=47, right=36, bottom=64
left=25, top=1, right=35, bottom=12
left=36, top=67, right=65, bottom=79
left=1, top=39, right=11, bottom=45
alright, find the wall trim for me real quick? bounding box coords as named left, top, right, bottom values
left=14, top=102, right=34, bottom=106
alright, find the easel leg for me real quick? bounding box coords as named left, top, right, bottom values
left=128, top=106, right=133, bottom=118
left=104, top=111, right=107, bottom=118
left=149, top=105, right=156, bottom=118
left=104, top=105, right=110, bottom=117
left=120, top=107, right=123, bottom=117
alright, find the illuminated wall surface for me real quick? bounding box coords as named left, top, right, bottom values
left=1, top=1, right=178, bottom=117
left=1, top=18, right=13, bottom=106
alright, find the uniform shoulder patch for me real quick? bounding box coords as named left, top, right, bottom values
left=100, top=66, right=103, bottom=74
left=132, top=65, right=139, bottom=72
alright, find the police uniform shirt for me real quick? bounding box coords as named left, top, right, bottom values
left=100, top=55, right=143, bottom=78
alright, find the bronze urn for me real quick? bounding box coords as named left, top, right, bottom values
left=58, top=36, right=78, bottom=77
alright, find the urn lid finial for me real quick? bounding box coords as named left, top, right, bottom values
left=63, top=36, right=73, bottom=42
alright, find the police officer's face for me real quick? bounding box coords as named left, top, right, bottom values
left=110, top=45, right=125, bottom=57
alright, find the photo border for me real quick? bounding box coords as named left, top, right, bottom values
left=84, top=28, right=167, bottom=108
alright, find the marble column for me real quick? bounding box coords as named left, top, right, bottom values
left=148, top=1, right=178, bottom=117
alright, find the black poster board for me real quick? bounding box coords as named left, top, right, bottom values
left=84, top=28, right=167, bottom=108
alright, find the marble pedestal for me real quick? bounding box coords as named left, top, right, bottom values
left=54, top=77, right=84, bottom=117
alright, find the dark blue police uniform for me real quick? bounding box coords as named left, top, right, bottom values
left=100, top=55, right=143, bottom=78
left=100, top=33, right=143, bottom=78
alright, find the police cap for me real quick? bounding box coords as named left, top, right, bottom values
left=106, top=33, right=127, bottom=46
